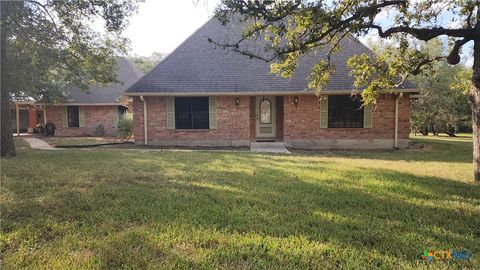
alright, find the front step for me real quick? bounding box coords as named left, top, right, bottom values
left=255, top=137, right=276, bottom=142
left=250, top=142, right=291, bottom=154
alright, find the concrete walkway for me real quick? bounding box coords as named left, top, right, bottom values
left=23, top=137, right=58, bottom=150
left=250, top=142, right=291, bottom=154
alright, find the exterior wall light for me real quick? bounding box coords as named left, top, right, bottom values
left=235, top=97, right=240, bottom=107
left=293, top=96, right=299, bottom=106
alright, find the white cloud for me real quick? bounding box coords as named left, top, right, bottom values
left=124, top=0, right=219, bottom=56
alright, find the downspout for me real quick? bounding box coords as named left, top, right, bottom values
left=43, top=106, right=47, bottom=125
left=140, top=95, right=148, bottom=145
left=394, top=92, right=403, bottom=149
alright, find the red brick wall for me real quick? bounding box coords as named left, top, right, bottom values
left=283, top=94, right=411, bottom=141
left=46, top=105, right=119, bottom=136
left=132, top=94, right=411, bottom=147
left=249, top=97, right=256, bottom=140
left=133, top=96, right=251, bottom=144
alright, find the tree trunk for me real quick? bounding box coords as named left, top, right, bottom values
left=472, top=10, right=480, bottom=183
left=446, top=125, right=456, bottom=137
left=430, top=123, right=437, bottom=136
left=0, top=1, right=16, bottom=157
left=420, top=127, right=428, bottom=136
left=471, top=87, right=480, bottom=182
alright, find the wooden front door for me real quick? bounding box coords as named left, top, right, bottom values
left=255, top=96, right=276, bottom=139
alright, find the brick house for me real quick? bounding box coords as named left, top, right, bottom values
left=125, top=18, right=417, bottom=149
left=37, top=58, right=143, bottom=136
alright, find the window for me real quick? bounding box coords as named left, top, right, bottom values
left=328, top=96, right=364, bottom=128
left=67, top=106, right=79, bottom=128
left=259, top=98, right=272, bottom=124
left=174, top=97, right=209, bottom=129
left=118, top=106, right=128, bottom=116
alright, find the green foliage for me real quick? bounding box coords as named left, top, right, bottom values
left=1, top=0, right=142, bottom=156
left=307, top=61, right=333, bottom=91
left=411, top=65, right=471, bottom=135
left=406, top=39, right=472, bottom=135
left=93, top=124, right=106, bottom=137
left=215, top=1, right=475, bottom=100
left=127, top=52, right=166, bottom=73
left=115, top=113, right=133, bottom=140
left=451, top=68, right=474, bottom=95
left=1, top=136, right=478, bottom=268
left=1, top=0, right=143, bottom=101
left=270, top=51, right=300, bottom=78
left=347, top=38, right=442, bottom=105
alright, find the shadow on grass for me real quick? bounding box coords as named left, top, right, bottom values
left=288, top=137, right=473, bottom=164
left=1, top=149, right=478, bottom=268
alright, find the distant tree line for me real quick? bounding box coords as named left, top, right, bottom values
left=128, top=52, right=166, bottom=73
left=407, top=39, right=472, bottom=136
left=366, top=38, right=472, bottom=137
left=411, top=64, right=472, bottom=136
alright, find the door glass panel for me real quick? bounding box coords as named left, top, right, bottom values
left=260, top=98, right=272, bottom=124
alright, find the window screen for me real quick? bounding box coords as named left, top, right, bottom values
left=328, top=96, right=364, bottom=128
left=174, top=97, right=209, bottom=129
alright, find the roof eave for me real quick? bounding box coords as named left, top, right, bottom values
left=35, top=102, right=123, bottom=106
left=123, top=88, right=420, bottom=96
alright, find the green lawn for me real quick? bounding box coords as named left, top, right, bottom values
left=1, top=136, right=478, bottom=269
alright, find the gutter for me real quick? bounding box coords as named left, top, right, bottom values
left=410, top=94, right=425, bottom=99
left=394, top=93, right=403, bottom=149
left=140, top=95, right=148, bottom=145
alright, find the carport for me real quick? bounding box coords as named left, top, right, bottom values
left=11, top=100, right=46, bottom=135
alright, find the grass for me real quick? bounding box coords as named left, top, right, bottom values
left=1, top=135, right=478, bottom=269
left=411, top=132, right=473, bottom=143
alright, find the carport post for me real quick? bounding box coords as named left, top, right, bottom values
left=15, top=103, right=20, bottom=136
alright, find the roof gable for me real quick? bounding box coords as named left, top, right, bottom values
left=64, top=57, right=144, bottom=104
left=127, top=17, right=415, bottom=94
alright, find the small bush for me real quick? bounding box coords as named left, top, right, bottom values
left=116, top=113, right=133, bottom=140
left=93, top=124, right=106, bottom=136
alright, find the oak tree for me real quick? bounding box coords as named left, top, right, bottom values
left=1, top=0, right=142, bottom=156
left=215, top=0, right=480, bottom=181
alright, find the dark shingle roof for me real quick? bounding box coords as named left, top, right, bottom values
left=126, top=17, right=415, bottom=94
left=64, top=57, right=143, bottom=103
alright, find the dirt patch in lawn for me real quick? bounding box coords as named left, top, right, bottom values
left=101, top=143, right=249, bottom=152
left=288, top=140, right=430, bottom=155
left=43, top=137, right=130, bottom=147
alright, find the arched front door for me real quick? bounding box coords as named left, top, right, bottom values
left=255, top=96, right=276, bottom=139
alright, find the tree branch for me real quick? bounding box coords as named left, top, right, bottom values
left=410, top=56, right=446, bottom=75
left=369, top=24, right=474, bottom=40
left=212, top=0, right=409, bottom=61
left=447, top=38, right=470, bottom=64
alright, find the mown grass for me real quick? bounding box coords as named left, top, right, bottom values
left=1, top=136, right=478, bottom=269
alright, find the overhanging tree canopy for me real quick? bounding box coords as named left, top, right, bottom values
left=214, top=0, right=479, bottom=182
left=0, top=0, right=142, bottom=156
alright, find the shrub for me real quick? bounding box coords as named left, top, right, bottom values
left=93, top=124, right=106, bottom=136
left=116, top=113, right=133, bottom=140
